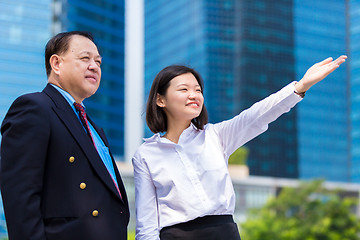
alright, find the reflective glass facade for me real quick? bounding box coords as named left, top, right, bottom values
left=0, top=1, right=125, bottom=236
left=295, top=0, right=349, bottom=181
left=145, top=0, right=355, bottom=181
left=350, top=0, right=360, bottom=182
left=145, top=0, right=248, bottom=123
left=0, top=0, right=51, bottom=131
left=0, top=1, right=52, bottom=237
left=58, top=0, right=126, bottom=157
left=145, top=0, right=241, bottom=122
left=145, top=0, right=298, bottom=178
left=145, top=0, right=207, bottom=138
left=0, top=0, right=126, bottom=157
left=236, top=0, right=297, bottom=178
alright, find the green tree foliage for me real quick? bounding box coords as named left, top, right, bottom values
left=128, top=231, right=135, bottom=240
left=228, top=146, right=249, bottom=165
left=240, top=180, right=360, bottom=240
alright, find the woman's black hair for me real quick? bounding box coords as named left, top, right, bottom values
left=146, top=65, right=208, bottom=133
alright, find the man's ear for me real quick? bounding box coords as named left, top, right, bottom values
left=156, top=93, right=165, bottom=107
left=49, top=54, right=61, bottom=75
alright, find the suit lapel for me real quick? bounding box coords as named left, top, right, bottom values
left=43, top=84, right=124, bottom=202
left=91, top=123, right=110, bottom=146
left=88, top=117, right=129, bottom=204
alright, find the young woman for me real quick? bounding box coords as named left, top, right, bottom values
left=132, top=56, right=347, bottom=240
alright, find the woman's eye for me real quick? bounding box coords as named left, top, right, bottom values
left=82, top=57, right=90, bottom=60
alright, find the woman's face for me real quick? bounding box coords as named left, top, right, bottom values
left=157, top=72, right=204, bottom=125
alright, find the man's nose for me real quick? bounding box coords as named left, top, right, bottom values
left=88, top=60, right=100, bottom=71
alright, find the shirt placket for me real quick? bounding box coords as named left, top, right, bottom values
left=175, top=145, right=211, bottom=211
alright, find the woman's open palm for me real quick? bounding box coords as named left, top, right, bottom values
left=296, top=55, right=347, bottom=93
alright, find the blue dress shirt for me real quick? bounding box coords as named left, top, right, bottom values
left=51, top=84, right=118, bottom=187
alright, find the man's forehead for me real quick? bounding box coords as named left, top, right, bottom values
left=67, top=47, right=100, bottom=59
left=68, top=35, right=99, bottom=52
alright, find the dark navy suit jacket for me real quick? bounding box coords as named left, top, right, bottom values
left=0, top=84, right=129, bottom=240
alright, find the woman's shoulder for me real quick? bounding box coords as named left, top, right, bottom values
left=132, top=133, right=161, bottom=157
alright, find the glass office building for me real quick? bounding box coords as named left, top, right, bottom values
left=235, top=0, right=297, bottom=178
left=0, top=0, right=126, bottom=157
left=145, top=0, right=298, bottom=178
left=295, top=0, right=350, bottom=181
left=145, top=0, right=207, bottom=124
left=0, top=1, right=126, bottom=236
left=0, top=0, right=51, bottom=129
left=0, top=0, right=52, bottom=237
left=145, top=0, right=240, bottom=123
left=350, top=0, right=360, bottom=182
left=145, top=0, right=353, bottom=181
left=56, top=0, right=126, bottom=157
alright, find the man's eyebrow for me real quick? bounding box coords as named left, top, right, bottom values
left=78, top=51, right=102, bottom=58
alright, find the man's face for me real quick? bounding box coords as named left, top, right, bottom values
left=56, top=35, right=102, bottom=103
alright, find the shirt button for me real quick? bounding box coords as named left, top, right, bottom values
left=69, top=156, right=75, bottom=163
left=80, top=183, right=86, bottom=189
left=92, top=210, right=99, bottom=217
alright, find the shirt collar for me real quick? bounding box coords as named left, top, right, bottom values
left=50, top=84, right=85, bottom=108
left=144, top=123, right=198, bottom=144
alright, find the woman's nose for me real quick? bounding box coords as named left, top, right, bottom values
left=188, top=91, right=196, bottom=99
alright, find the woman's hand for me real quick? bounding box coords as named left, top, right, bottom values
left=295, top=55, right=347, bottom=93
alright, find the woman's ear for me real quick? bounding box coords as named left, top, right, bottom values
left=156, top=93, right=165, bottom=108
left=49, top=54, right=61, bottom=75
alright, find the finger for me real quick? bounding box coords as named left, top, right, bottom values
left=317, top=57, right=333, bottom=66
left=328, top=55, right=347, bottom=70
left=339, top=54, right=347, bottom=60
left=333, top=55, right=347, bottom=66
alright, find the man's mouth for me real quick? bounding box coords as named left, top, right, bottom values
left=85, top=75, right=97, bottom=82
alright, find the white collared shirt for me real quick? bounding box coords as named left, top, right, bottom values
left=132, top=82, right=302, bottom=240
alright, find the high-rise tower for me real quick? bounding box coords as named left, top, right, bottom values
left=144, top=0, right=351, bottom=180
left=55, top=0, right=126, bottom=157
left=145, top=0, right=298, bottom=178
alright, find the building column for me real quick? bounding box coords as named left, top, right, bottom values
left=125, top=0, right=144, bottom=162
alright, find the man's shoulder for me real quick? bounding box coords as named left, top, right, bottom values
left=2, top=87, right=57, bottom=122
left=13, top=90, right=50, bottom=107
left=13, top=84, right=61, bottom=107
left=1, top=89, right=52, bottom=130
left=18, top=90, right=46, bottom=99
